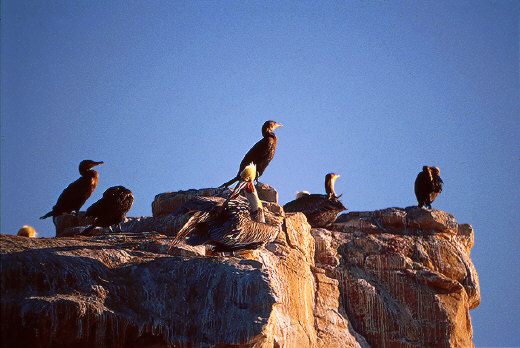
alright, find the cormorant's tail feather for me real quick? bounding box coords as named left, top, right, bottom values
left=220, top=176, right=239, bottom=188
left=40, top=211, right=53, bottom=220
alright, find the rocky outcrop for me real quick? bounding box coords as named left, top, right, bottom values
left=319, top=207, right=479, bottom=347
left=1, top=188, right=479, bottom=347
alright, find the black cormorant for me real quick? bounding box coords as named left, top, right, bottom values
left=80, top=186, right=134, bottom=235
left=40, top=160, right=103, bottom=219
left=221, top=120, right=282, bottom=188
left=415, top=166, right=443, bottom=208
left=283, top=173, right=347, bottom=228
left=429, top=167, right=443, bottom=204
left=173, top=163, right=282, bottom=252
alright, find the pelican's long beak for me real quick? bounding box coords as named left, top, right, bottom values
left=223, top=180, right=248, bottom=206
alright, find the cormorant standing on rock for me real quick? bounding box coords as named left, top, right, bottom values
left=283, top=173, right=347, bottom=228
left=429, top=167, right=443, bottom=204
left=221, top=120, right=283, bottom=188
left=173, top=163, right=282, bottom=252
left=80, top=186, right=134, bottom=236
left=40, top=160, right=103, bottom=220
left=414, top=166, right=443, bottom=208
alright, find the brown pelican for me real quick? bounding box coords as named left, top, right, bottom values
left=283, top=173, right=346, bottom=228
left=80, top=186, right=134, bottom=235
left=415, top=166, right=443, bottom=208
left=40, top=160, right=103, bottom=219
left=173, top=163, right=282, bottom=252
left=221, top=120, right=283, bottom=188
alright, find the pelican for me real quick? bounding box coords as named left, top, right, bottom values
left=172, top=163, right=282, bottom=252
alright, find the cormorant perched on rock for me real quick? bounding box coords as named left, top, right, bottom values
left=429, top=167, right=443, bottom=204
left=221, top=120, right=283, bottom=188
left=40, top=160, right=103, bottom=220
left=414, top=166, right=443, bottom=208
left=80, top=186, right=134, bottom=236
left=283, top=173, right=347, bottom=228
left=173, top=163, right=282, bottom=252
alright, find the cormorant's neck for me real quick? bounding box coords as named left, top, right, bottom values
left=80, top=168, right=98, bottom=177
left=262, top=128, right=276, bottom=139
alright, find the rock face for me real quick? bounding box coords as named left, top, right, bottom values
left=1, top=188, right=479, bottom=347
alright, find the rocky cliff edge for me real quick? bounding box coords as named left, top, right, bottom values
left=0, top=187, right=479, bottom=347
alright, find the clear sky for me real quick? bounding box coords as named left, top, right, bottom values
left=1, top=1, right=518, bottom=346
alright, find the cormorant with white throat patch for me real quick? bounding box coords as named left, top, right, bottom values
left=283, top=173, right=347, bottom=228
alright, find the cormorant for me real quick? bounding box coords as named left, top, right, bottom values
left=414, top=166, right=443, bottom=208
left=429, top=167, right=443, bottom=203
left=80, top=186, right=134, bottom=235
left=40, top=160, right=103, bottom=219
left=283, top=173, right=347, bottom=228
left=221, top=120, right=283, bottom=188
left=173, top=163, right=282, bottom=252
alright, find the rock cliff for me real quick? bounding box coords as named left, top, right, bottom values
left=1, top=187, right=479, bottom=347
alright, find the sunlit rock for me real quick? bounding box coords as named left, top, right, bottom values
left=2, top=191, right=479, bottom=347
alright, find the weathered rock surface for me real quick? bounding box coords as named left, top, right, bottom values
left=324, top=207, right=480, bottom=347
left=1, top=188, right=479, bottom=347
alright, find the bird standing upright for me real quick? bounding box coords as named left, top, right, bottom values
left=283, top=173, right=347, bottom=228
left=221, top=120, right=283, bottom=188
left=414, top=166, right=443, bottom=208
left=429, top=167, right=443, bottom=207
left=40, top=160, right=103, bottom=220
left=80, top=186, right=134, bottom=235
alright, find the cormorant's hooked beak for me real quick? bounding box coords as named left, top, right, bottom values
left=93, top=161, right=104, bottom=166
left=273, top=123, right=283, bottom=129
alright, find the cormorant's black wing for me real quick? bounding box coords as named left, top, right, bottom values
left=284, top=194, right=345, bottom=215
left=51, top=176, right=93, bottom=215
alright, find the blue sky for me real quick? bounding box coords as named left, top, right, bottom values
left=1, top=1, right=519, bottom=346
